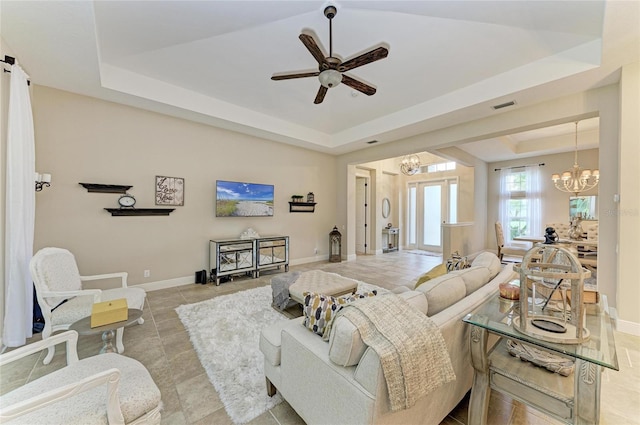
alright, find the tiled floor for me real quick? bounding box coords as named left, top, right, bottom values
left=2, top=251, right=639, bottom=424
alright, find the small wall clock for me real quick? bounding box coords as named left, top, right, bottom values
left=118, top=193, right=136, bottom=208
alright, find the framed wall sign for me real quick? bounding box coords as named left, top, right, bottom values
left=156, top=176, right=184, bottom=206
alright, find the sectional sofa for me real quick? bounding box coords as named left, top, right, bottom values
left=260, top=252, right=515, bottom=425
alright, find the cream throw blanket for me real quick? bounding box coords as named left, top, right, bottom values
left=336, top=294, right=456, bottom=412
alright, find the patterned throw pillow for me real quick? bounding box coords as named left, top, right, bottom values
left=302, top=290, right=377, bottom=337
left=446, top=251, right=469, bottom=272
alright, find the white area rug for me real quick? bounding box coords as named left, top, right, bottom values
left=175, top=285, right=288, bottom=424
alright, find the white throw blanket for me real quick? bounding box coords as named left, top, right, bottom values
left=336, top=294, right=456, bottom=412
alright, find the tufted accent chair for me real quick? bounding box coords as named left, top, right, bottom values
left=30, top=248, right=146, bottom=364
left=0, top=331, right=161, bottom=424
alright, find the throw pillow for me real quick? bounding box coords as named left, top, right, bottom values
left=302, top=292, right=351, bottom=337
left=415, top=263, right=447, bottom=289
left=302, top=290, right=378, bottom=338
left=343, top=289, right=378, bottom=302
left=446, top=251, right=470, bottom=272
left=321, top=290, right=378, bottom=341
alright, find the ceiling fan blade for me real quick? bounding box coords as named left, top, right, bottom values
left=299, top=34, right=327, bottom=66
left=338, top=47, right=388, bottom=72
left=271, top=71, right=320, bottom=81
left=341, top=75, right=376, bottom=96
left=314, top=86, right=328, bottom=104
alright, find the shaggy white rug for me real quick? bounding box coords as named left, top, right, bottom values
left=175, top=285, right=288, bottom=424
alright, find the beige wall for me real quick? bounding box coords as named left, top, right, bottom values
left=617, top=62, right=640, bottom=332
left=30, top=86, right=337, bottom=287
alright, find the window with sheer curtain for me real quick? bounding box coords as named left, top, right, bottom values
left=499, top=166, right=542, bottom=244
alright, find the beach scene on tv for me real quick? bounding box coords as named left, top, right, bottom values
left=216, top=181, right=274, bottom=217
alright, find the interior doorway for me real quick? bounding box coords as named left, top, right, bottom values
left=355, top=175, right=371, bottom=254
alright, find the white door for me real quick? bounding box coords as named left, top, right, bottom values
left=407, top=179, right=458, bottom=252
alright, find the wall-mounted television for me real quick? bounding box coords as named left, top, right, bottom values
left=216, top=180, right=274, bottom=217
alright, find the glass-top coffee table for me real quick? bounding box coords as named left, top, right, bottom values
left=463, top=294, right=618, bottom=425
left=70, top=308, right=143, bottom=354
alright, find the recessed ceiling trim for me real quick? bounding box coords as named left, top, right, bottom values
left=99, top=63, right=332, bottom=147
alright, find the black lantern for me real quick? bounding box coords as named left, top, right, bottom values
left=307, top=192, right=315, bottom=203
left=329, top=226, right=342, bottom=263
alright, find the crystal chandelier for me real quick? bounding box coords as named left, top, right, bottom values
left=551, top=121, right=599, bottom=196
left=400, top=154, right=421, bottom=176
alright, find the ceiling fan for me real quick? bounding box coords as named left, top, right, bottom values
left=271, top=5, right=389, bottom=104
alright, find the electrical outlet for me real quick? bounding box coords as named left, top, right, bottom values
left=314, top=248, right=318, bottom=255
left=144, top=270, right=150, bottom=278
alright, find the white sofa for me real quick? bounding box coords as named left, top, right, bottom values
left=259, top=252, right=515, bottom=425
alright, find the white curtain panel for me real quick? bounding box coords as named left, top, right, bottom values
left=525, top=165, right=542, bottom=238
left=3, top=64, right=35, bottom=347
left=498, top=168, right=512, bottom=243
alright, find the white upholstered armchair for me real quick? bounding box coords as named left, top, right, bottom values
left=0, top=331, right=161, bottom=424
left=30, top=247, right=146, bottom=364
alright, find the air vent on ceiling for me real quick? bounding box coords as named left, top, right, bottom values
left=492, top=100, right=516, bottom=110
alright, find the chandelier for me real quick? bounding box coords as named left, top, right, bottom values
left=551, top=121, right=599, bottom=196
left=400, top=154, right=421, bottom=176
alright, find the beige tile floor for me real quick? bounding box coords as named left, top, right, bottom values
left=2, top=251, right=639, bottom=424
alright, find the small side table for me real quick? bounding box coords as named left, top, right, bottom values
left=382, top=227, right=399, bottom=253
left=70, top=308, right=143, bottom=354
left=463, top=295, right=618, bottom=424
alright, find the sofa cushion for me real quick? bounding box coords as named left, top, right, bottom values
left=398, top=290, right=429, bottom=314
left=455, top=267, right=491, bottom=296
left=414, top=274, right=467, bottom=316
left=471, top=251, right=502, bottom=278
left=328, top=315, right=367, bottom=366
left=414, top=263, right=447, bottom=288
left=328, top=291, right=428, bottom=367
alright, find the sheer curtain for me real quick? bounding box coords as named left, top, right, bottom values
left=498, top=166, right=542, bottom=244
left=3, top=63, right=35, bottom=347
left=498, top=168, right=512, bottom=243
left=525, top=166, right=542, bottom=238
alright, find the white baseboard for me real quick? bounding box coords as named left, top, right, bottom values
left=290, top=255, right=328, bottom=265
left=612, top=309, right=640, bottom=336
left=138, top=257, right=332, bottom=292
left=136, top=276, right=194, bottom=292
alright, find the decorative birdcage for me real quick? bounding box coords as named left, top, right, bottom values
left=513, top=244, right=591, bottom=344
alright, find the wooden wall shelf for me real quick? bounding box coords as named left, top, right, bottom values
left=289, top=202, right=316, bottom=213
left=104, top=208, right=175, bottom=216
left=80, top=183, right=132, bottom=194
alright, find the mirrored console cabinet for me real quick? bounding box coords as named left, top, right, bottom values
left=209, top=236, right=289, bottom=285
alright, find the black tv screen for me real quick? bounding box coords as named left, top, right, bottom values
left=216, top=180, right=274, bottom=217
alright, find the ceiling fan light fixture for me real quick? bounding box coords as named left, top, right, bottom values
left=319, top=69, right=342, bottom=88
